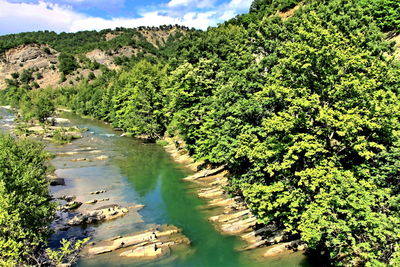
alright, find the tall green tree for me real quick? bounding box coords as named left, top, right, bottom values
left=112, top=60, right=168, bottom=140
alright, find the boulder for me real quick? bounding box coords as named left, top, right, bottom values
left=68, top=205, right=128, bottom=226
left=49, top=177, right=65, bottom=186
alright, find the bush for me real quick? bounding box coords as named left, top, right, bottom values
left=58, top=53, right=78, bottom=75
left=0, top=134, right=55, bottom=265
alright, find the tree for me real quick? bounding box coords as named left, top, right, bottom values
left=58, top=53, right=78, bottom=75
left=112, top=60, right=168, bottom=140
left=239, top=11, right=400, bottom=265
left=0, top=134, right=55, bottom=265
left=21, top=91, right=55, bottom=122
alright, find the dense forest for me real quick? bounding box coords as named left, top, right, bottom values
left=1, top=0, right=400, bottom=266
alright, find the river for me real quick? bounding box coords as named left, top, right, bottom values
left=0, top=108, right=312, bottom=267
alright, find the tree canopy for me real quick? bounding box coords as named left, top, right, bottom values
left=1, top=0, right=400, bottom=265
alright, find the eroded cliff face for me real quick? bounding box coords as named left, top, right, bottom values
left=0, top=44, right=111, bottom=90
left=85, top=46, right=141, bottom=70
left=0, top=44, right=59, bottom=90
left=0, top=26, right=187, bottom=90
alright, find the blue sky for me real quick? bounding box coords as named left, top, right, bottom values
left=0, top=0, right=253, bottom=35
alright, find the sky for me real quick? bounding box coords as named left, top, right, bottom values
left=0, top=0, right=253, bottom=35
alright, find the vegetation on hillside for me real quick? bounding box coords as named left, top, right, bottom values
left=0, top=25, right=192, bottom=55
left=1, top=0, right=400, bottom=265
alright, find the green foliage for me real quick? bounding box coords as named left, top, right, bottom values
left=19, top=69, right=33, bottom=84
left=2, top=0, right=400, bottom=265
left=20, top=91, right=55, bottom=122
left=51, top=128, right=73, bottom=144
left=10, top=72, right=19, bottom=79
left=87, top=71, right=95, bottom=80
left=45, top=238, right=89, bottom=266
left=58, top=53, right=78, bottom=75
left=156, top=140, right=169, bottom=146
left=250, top=0, right=304, bottom=14
left=0, top=26, right=192, bottom=55
left=110, top=60, right=168, bottom=140
left=0, top=134, right=55, bottom=265
left=42, top=47, right=51, bottom=54
left=359, top=0, right=400, bottom=32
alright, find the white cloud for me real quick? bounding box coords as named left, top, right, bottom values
left=70, top=11, right=219, bottom=32
left=226, top=0, right=253, bottom=9
left=167, top=0, right=191, bottom=7
left=0, top=0, right=84, bottom=33
left=167, top=0, right=215, bottom=8
left=0, top=0, right=252, bottom=35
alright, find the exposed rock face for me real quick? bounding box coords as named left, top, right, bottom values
left=0, top=44, right=59, bottom=90
left=138, top=28, right=181, bottom=48
left=85, top=47, right=140, bottom=69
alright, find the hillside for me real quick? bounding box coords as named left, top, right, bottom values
left=1, top=0, right=400, bottom=266
left=0, top=25, right=190, bottom=90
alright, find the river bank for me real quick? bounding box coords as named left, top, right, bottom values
left=1, top=108, right=312, bottom=266
left=162, top=137, right=308, bottom=258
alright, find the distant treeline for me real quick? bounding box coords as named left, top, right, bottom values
left=0, top=24, right=194, bottom=55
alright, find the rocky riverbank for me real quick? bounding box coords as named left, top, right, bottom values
left=44, top=118, right=193, bottom=264
left=86, top=225, right=190, bottom=262
left=162, top=137, right=307, bottom=258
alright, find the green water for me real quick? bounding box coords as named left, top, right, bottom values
left=2, top=109, right=313, bottom=267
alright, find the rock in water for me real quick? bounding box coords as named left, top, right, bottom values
left=95, top=155, right=109, bottom=160
left=120, top=244, right=170, bottom=259
left=62, top=201, right=82, bottom=210
left=90, top=190, right=107, bottom=195
left=49, top=177, right=65, bottom=186
left=71, top=158, right=89, bottom=162
left=68, top=205, right=129, bottom=225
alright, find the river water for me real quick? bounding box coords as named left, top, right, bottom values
left=0, top=108, right=312, bottom=267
